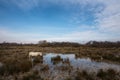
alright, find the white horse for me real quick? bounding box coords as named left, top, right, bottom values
left=29, top=52, right=42, bottom=59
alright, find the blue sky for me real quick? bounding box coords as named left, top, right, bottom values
left=0, top=0, right=120, bottom=43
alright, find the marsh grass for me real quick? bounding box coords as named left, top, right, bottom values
left=0, top=44, right=120, bottom=80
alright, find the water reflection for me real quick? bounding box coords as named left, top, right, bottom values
left=32, top=53, right=120, bottom=80
left=43, top=53, right=120, bottom=72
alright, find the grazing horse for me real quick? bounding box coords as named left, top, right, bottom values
left=29, top=52, right=42, bottom=59
left=29, top=52, right=43, bottom=67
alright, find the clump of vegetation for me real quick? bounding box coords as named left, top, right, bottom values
left=2, top=58, right=31, bottom=75
left=33, top=56, right=43, bottom=64
left=75, top=70, right=95, bottom=80
left=51, top=55, right=63, bottom=64
left=62, top=58, right=70, bottom=64
left=22, top=71, right=44, bottom=80
left=97, top=69, right=120, bottom=80
left=65, top=77, right=72, bottom=80
left=103, top=54, right=120, bottom=62
left=0, top=63, right=5, bottom=75
left=51, top=55, right=63, bottom=61
left=40, top=64, right=49, bottom=71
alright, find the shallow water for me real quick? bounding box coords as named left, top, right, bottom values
left=32, top=53, right=120, bottom=79
left=42, top=53, right=120, bottom=72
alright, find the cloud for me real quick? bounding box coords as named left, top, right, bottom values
left=95, top=0, right=120, bottom=33
left=1, top=28, right=119, bottom=43
left=0, top=28, right=52, bottom=43
left=67, top=0, right=120, bottom=34
left=1, top=0, right=40, bottom=10
left=0, top=0, right=120, bottom=43
left=46, top=30, right=120, bottom=42
left=1, top=0, right=102, bottom=11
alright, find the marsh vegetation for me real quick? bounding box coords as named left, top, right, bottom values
left=0, top=41, right=120, bottom=80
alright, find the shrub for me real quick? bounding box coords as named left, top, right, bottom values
left=97, top=69, right=118, bottom=80
left=40, top=64, right=49, bottom=71
left=65, top=77, right=72, bottom=80
left=97, top=69, right=107, bottom=79
left=2, top=58, right=31, bottom=74
left=22, top=72, right=43, bottom=80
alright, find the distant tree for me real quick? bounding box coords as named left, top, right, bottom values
left=38, top=40, right=47, bottom=44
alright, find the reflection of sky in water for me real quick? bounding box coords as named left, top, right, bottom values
left=43, top=53, right=120, bottom=72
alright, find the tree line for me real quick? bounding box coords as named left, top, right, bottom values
left=0, top=41, right=120, bottom=48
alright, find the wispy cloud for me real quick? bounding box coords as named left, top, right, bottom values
left=95, top=0, right=120, bottom=33
left=68, top=0, right=120, bottom=34
left=1, top=0, right=103, bottom=10
left=45, top=30, right=120, bottom=42
left=1, top=0, right=40, bottom=10
left=0, top=28, right=119, bottom=43
left=0, top=0, right=120, bottom=43
left=0, top=28, right=52, bottom=43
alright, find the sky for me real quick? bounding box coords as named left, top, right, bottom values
left=0, top=0, right=120, bottom=43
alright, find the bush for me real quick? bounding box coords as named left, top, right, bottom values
left=97, top=69, right=107, bottom=79
left=97, top=69, right=118, bottom=80
left=40, top=64, right=49, bottom=71
left=65, top=77, right=72, bottom=80
left=2, top=58, right=31, bottom=74
left=0, top=65, right=5, bottom=75
left=22, top=71, right=44, bottom=80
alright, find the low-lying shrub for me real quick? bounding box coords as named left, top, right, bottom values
left=22, top=71, right=44, bottom=80
left=97, top=69, right=119, bottom=80
left=1, top=58, right=31, bottom=75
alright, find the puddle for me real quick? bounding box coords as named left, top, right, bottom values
left=33, top=53, right=120, bottom=79
left=42, top=53, right=120, bottom=72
